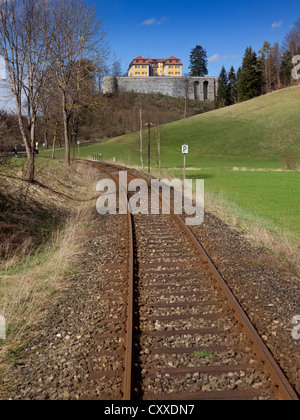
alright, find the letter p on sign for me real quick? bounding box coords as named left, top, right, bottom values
left=182, top=145, right=188, bottom=154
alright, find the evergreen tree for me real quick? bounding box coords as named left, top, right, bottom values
left=238, top=46, right=262, bottom=102
left=280, top=50, right=293, bottom=87
left=189, top=45, right=208, bottom=77
left=236, top=66, right=242, bottom=89
left=215, top=66, right=229, bottom=108
left=228, top=66, right=238, bottom=105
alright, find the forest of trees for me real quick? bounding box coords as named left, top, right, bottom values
left=215, top=19, right=300, bottom=108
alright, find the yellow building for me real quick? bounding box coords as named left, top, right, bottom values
left=128, top=56, right=183, bottom=77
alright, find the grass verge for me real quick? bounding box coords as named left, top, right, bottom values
left=0, top=158, right=99, bottom=390
left=204, top=190, right=300, bottom=278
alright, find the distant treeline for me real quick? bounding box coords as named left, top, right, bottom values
left=215, top=18, right=300, bottom=108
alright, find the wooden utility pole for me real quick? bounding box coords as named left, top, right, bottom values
left=52, top=132, right=57, bottom=160
left=139, top=102, right=144, bottom=169
left=145, top=122, right=153, bottom=173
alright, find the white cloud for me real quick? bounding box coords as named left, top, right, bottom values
left=208, top=54, right=229, bottom=63
left=141, top=17, right=168, bottom=26
left=272, top=21, right=283, bottom=29
left=141, top=17, right=156, bottom=26
left=157, top=17, right=168, bottom=25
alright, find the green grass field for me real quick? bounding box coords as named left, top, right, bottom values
left=163, top=169, right=299, bottom=237
left=41, top=86, right=300, bottom=237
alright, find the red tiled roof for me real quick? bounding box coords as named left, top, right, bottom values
left=129, top=56, right=182, bottom=69
left=164, top=57, right=183, bottom=65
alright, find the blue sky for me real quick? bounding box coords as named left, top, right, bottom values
left=94, top=0, right=298, bottom=76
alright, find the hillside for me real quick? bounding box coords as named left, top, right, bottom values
left=78, top=91, right=214, bottom=141
left=79, top=86, right=300, bottom=170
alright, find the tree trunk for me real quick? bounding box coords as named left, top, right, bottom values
left=44, top=129, right=49, bottom=149
left=16, top=100, right=35, bottom=182
left=27, top=150, right=35, bottom=183
left=28, top=117, right=37, bottom=183
left=62, top=91, right=71, bottom=167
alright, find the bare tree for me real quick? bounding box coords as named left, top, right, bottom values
left=282, top=19, right=300, bottom=86
left=284, top=18, right=300, bottom=57
left=270, top=43, right=282, bottom=89
left=0, top=0, right=51, bottom=182
left=111, top=58, right=123, bottom=77
left=182, top=77, right=190, bottom=118
left=47, top=0, right=108, bottom=167
left=38, top=74, right=63, bottom=152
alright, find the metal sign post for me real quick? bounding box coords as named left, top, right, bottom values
left=182, top=145, right=188, bottom=183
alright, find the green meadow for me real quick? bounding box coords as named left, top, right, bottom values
left=166, top=169, right=300, bottom=237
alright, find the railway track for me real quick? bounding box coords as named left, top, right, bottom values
left=76, top=159, right=298, bottom=401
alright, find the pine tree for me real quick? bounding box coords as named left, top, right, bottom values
left=228, top=66, right=238, bottom=105
left=215, top=66, right=229, bottom=108
left=236, top=66, right=242, bottom=85
left=189, top=45, right=208, bottom=77
left=280, top=50, right=293, bottom=87
left=238, top=46, right=262, bottom=102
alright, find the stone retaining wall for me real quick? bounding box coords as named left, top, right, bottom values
left=103, top=76, right=218, bottom=101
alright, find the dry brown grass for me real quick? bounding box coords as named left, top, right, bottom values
left=0, top=159, right=98, bottom=260
left=204, top=191, right=300, bottom=279
left=0, top=159, right=99, bottom=380
left=0, top=205, right=94, bottom=354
